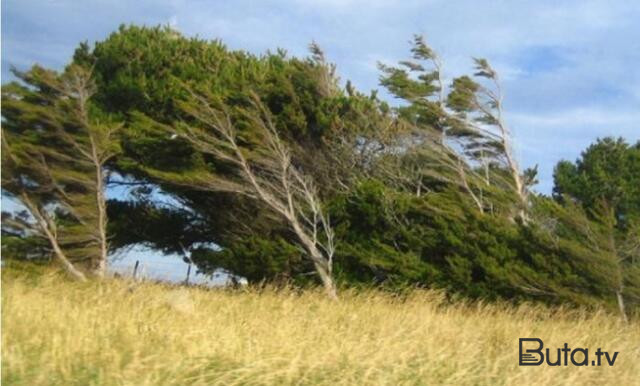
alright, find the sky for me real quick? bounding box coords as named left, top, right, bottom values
left=2, top=0, right=639, bottom=276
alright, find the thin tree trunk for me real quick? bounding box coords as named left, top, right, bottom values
left=458, top=161, right=484, bottom=214
left=78, top=81, right=111, bottom=278
left=21, top=194, right=87, bottom=281
left=291, top=218, right=338, bottom=300
left=237, top=141, right=338, bottom=299
left=495, top=102, right=528, bottom=222
left=605, top=214, right=627, bottom=323
left=616, top=289, right=628, bottom=323
left=312, top=259, right=338, bottom=300
left=47, top=229, right=88, bottom=282
left=92, top=163, right=108, bottom=277
left=85, top=112, right=110, bottom=277
left=179, top=91, right=339, bottom=299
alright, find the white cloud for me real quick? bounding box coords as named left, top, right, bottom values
left=511, top=108, right=640, bottom=131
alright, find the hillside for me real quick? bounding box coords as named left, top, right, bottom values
left=2, top=265, right=638, bottom=385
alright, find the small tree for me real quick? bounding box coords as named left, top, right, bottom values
left=553, top=137, right=640, bottom=319
left=2, top=65, right=120, bottom=278
left=378, top=36, right=525, bottom=216
left=2, top=131, right=88, bottom=280
left=593, top=201, right=638, bottom=322
left=446, top=59, right=529, bottom=220
left=138, top=90, right=338, bottom=298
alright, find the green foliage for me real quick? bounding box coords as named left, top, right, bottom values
left=327, top=180, right=620, bottom=305
left=80, top=25, right=393, bottom=283
left=2, top=25, right=637, bottom=312
left=553, top=137, right=640, bottom=227
left=191, top=236, right=308, bottom=284
left=552, top=138, right=640, bottom=313
left=2, top=64, right=119, bottom=274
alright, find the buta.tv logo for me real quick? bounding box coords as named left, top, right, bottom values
left=519, top=338, right=619, bottom=366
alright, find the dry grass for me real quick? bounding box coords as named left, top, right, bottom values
left=2, top=267, right=639, bottom=385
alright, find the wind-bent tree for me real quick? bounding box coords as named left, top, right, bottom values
left=74, top=26, right=391, bottom=288
left=172, top=93, right=337, bottom=299
left=2, top=128, right=88, bottom=280
left=136, top=91, right=338, bottom=298
left=553, top=137, right=640, bottom=320
left=1, top=65, right=120, bottom=278
left=378, top=36, right=529, bottom=219
left=591, top=202, right=639, bottom=322
left=447, top=59, right=529, bottom=220
left=5, top=24, right=627, bottom=311
left=378, top=37, right=480, bottom=209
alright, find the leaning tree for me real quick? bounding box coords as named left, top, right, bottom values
left=2, top=65, right=120, bottom=278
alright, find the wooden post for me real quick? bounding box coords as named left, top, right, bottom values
left=185, top=263, right=192, bottom=285
left=132, top=260, right=140, bottom=280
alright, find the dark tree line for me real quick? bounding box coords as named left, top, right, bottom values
left=2, top=25, right=638, bottom=317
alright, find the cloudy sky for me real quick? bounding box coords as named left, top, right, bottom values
left=2, top=0, right=639, bottom=193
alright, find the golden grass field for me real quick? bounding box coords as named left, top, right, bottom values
left=2, top=266, right=639, bottom=385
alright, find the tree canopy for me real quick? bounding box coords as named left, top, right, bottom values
left=2, top=25, right=637, bottom=315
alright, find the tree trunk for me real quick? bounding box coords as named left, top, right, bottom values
left=22, top=194, right=87, bottom=281
left=606, top=215, right=627, bottom=324
left=313, top=260, right=338, bottom=300
left=292, top=220, right=338, bottom=300
left=616, top=289, right=628, bottom=323
left=91, top=142, right=109, bottom=278
left=48, top=232, right=88, bottom=282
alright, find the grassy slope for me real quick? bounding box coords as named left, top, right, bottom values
left=2, top=266, right=639, bottom=385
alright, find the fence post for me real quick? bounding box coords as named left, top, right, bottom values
left=184, top=263, right=192, bottom=285
left=132, top=260, right=140, bottom=280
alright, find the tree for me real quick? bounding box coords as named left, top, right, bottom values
left=6, top=24, right=626, bottom=312
left=553, top=137, right=640, bottom=226
left=139, top=90, right=339, bottom=298
left=378, top=36, right=528, bottom=219
left=446, top=59, right=529, bottom=220
left=75, top=25, right=391, bottom=288
left=2, top=65, right=120, bottom=278
left=553, top=137, right=640, bottom=320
